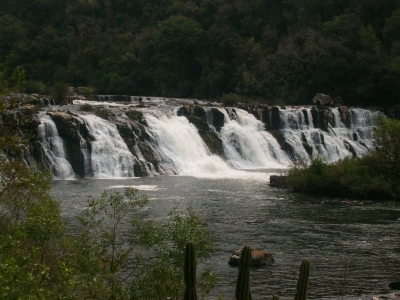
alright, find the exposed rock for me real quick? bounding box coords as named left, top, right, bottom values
left=313, top=93, right=333, bottom=106
left=271, top=106, right=281, bottom=130
left=228, top=249, right=274, bottom=267
left=269, top=175, right=287, bottom=188
left=332, top=96, right=344, bottom=106
left=47, top=111, right=91, bottom=177
left=209, top=107, right=225, bottom=131
left=389, top=281, right=400, bottom=290
left=338, top=106, right=350, bottom=127
left=311, top=106, right=334, bottom=131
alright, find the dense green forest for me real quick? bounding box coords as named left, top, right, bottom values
left=1, top=0, right=400, bottom=105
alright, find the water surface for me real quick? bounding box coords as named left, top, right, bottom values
left=51, top=175, right=400, bottom=299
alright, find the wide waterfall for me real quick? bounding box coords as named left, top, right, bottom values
left=32, top=102, right=383, bottom=179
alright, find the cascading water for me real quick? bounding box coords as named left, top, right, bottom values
left=217, top=108, right=291, bottom=169
left=279, top=107, right=382, bottom=163
left=37, top=114, right=75, bottom=179
left=32, top=102, right=385, bottom=179
left=79, top=114, right=136, bottom=178
left=143, top=109, right=261, bottom=178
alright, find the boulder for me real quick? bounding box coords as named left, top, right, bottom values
left=269, top=175, right=287, bottom=188
left=332, top=96, right=344, bottom=106
left=228, top=249, right=274, bottom=267
left=313, top=93, right=333, bottom=106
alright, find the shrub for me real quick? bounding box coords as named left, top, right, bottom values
left=51, top=81, right=70, bottom=103
left=80, top=103, right=94, bottom=111
left=24, top=80, right=47, bottom=94
left=219, top=93, right=242, bottom=106
left=95, top=108, right=110, bottom=119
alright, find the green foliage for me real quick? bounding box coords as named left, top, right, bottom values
left=24, top=80, right=47, bottom=94
left=51, top=81, right=69, bottom=103
left=80, top=103, right=94, bottom=111
left=95, top=108, right=111, bottom=119
left=374, top=116, right=400, bottom=177
left=235, top=245, right=252, bottom=300
left=131, top=207, right=216, bottom=300
left=1, top=83, right=70, bottom=298
left=220, top=93, right=242, bottom=106
left=72, top=188, right=149, bottom=299
left=0, top=1, right=399, bottom=103
left=287, top=155, right=395, bottom=199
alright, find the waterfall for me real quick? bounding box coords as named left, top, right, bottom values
left=32, top=103, right=384, bottom=179
left=79, top=114, right=136, bottom=178
left=143, top=109, right=256, bottom=178
left=217, top=108, right=291, bottom=169
left=279, top=107, right=381, bottom=163
left=37, top=114, right=75, bottom=179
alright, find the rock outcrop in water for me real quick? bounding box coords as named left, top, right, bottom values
left=228, top=249, right=274, bottom=266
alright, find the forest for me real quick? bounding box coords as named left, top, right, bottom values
left=0, top=0, right=400, bottom=106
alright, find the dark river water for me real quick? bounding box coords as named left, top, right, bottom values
left=50, top=174, right=400, bottom=300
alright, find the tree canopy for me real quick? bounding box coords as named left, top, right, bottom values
left=0, top=0, right=399, bottom=105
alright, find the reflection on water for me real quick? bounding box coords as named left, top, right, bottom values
left=51, top=175, right=400, bottom=299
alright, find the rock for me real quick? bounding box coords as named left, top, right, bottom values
left=389, top=281, right=400, bottom=290
left=313, top=93, right=333, bottom=106
left=271, top=106, right=281, bottom=130
left=228, top=249, right=274, bottom=267
left=269, top=175, right=287, bottom=188
left=332, top=96, right=344, bottom=106
left=209, top=108, right=225, bottom=131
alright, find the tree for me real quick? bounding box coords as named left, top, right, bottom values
left=0, top=68, right=73, bottom=299
left=150, top=15, right=204, bottom=96
left=374, top=116, right=400, bottom=177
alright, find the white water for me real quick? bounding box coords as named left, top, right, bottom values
left=35, top=104, right=383, bottom=180
left=144, top=109, right=268, bottom=179
left=79, top=114, right=136, bottom=178
left=279, top=107, right=381, bottom=163
left=37, top=114, right=75, bottom=179
left=218, top=108, right=291, bottom=169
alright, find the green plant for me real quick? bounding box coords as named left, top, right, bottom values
left=80, top=103, right=94, bottom=111
left=51, top=81, right=70, bottom=103
left=271, top=295, right=280, bottom=300
left=24, top=80, right=47, bottom=94
left=295, top=259, right=310, bottom=300
left=235, top=245, right=252, bottom=300
left=75, top=188, right=149, bottom=299
left=184, top=241, right=198, bottom=300
left=220, top=93, right=242, bottom=106
left=95, top=108, right=110, bottom=119
left=130, top=207, right=216, bottom=300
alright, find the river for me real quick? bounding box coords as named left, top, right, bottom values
left=50, top=173, right=400, bottom=300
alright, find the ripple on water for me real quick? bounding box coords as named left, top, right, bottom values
left=50, top=175, right=400, bottom=299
